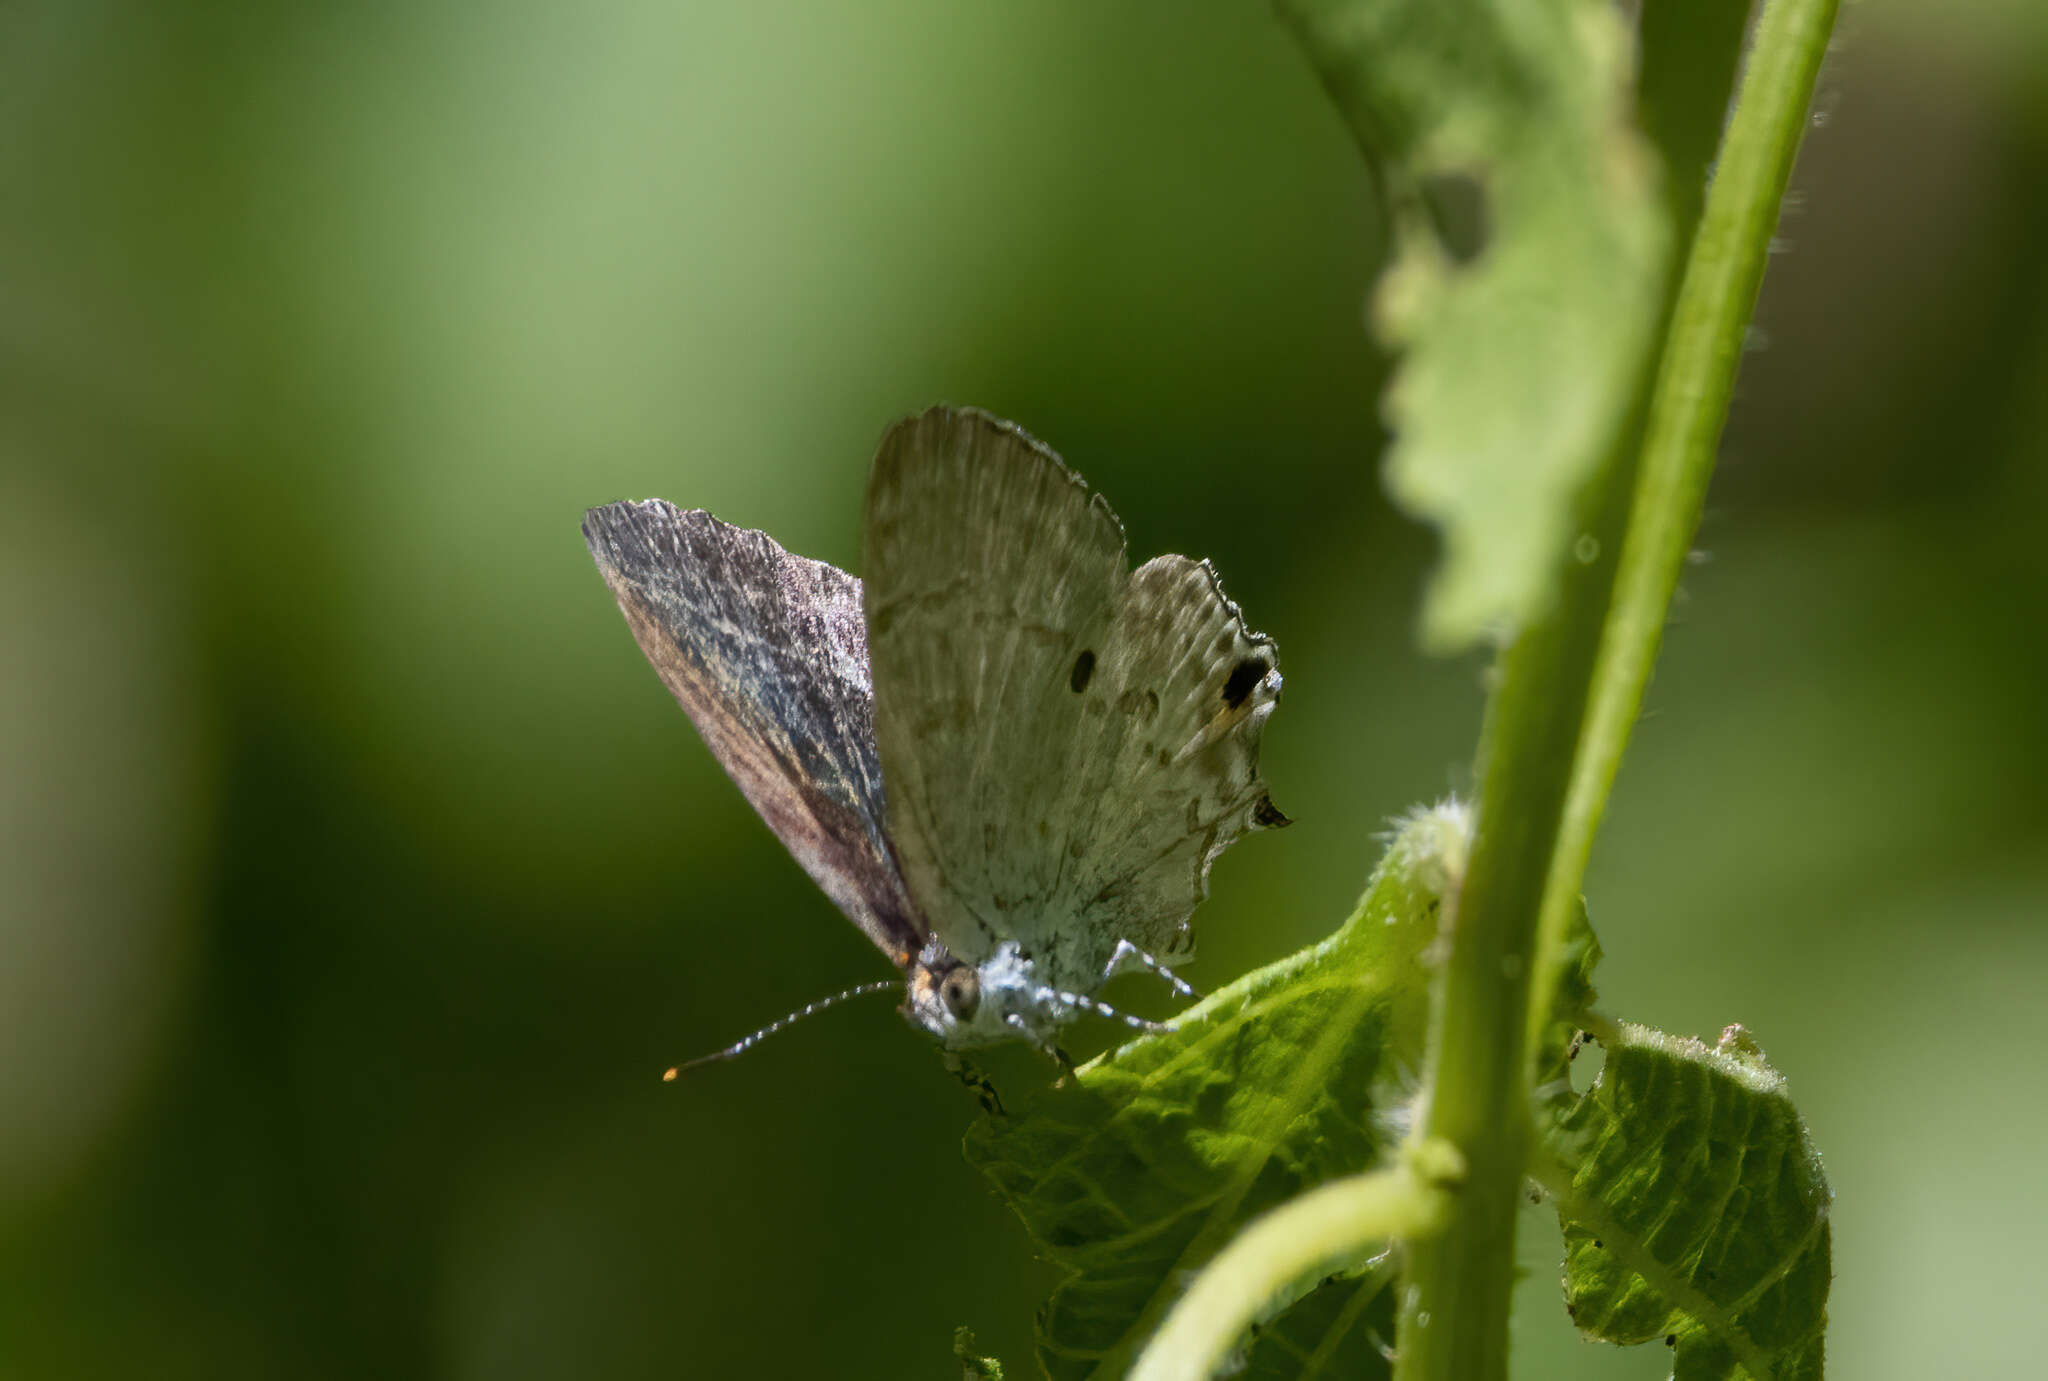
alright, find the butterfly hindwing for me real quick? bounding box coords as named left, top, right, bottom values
left=584, top=500, right=924, bottom=968
left=862, top=407, right=1284, bottom=993
left=1051, top=552, right=1284, bottom=974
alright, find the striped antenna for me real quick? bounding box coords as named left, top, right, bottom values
left=663, top=979, right=902, bottom=1081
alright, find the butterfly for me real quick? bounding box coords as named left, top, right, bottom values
left=583, top=407, right=1287, bottom=1067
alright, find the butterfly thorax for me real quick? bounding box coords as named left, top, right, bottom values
left=904, top=939, right=1075, bottom=1052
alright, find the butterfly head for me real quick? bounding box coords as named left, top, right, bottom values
left=904, top=939, right=1068, bottom=1051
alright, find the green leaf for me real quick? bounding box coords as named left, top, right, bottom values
left=1237, top=1268, right=1396, bottom=1381
left=1129, top=1154, right=1455, bottom=1381
left=1546, top=1022, right=1833, bottom=1380
left=966, top=803, right=1470, bottom=1380
left=1274, top=0, right=1670, bottom=649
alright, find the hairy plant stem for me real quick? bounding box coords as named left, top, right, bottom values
left=1393, top=2, right=1839, bottom=1378
left=1534, top=0, right=1845, bottom=1054
left=1392, top=432, right=1638, bottom=1381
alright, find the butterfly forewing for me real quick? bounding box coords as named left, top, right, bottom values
left=862, top=408, right=1284, bottom=993
left=584, top=500, right=925, bottom=967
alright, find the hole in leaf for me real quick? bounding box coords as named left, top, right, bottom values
left=1568, top=1032, right=1606, bottom=1097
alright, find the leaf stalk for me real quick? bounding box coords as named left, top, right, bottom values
left=1131, top=1151, right=1456, bottom=1381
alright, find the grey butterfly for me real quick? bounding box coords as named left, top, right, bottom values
left=583, top=407, right=1287, bottom=1062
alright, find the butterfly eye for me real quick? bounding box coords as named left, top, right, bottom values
left=940, top=967, right=981, bottom=1022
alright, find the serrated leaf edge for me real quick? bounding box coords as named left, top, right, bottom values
left=1537, top=1021, right=1834, bottom=1381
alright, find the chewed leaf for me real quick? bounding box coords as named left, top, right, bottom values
left=1534, top=898, right=1603, bottom=1129
left=965, top=803, right=1469, bottom=1380
left=1276, top=0, right=1670, bottom=649
left=1549, top=1022, right=1833, bottom=1380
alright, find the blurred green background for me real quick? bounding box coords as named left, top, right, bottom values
left=5, top=2, right=2044, bottom=1376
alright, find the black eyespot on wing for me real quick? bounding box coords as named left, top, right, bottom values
left=1070, top=649, right=1096, bottom=693
left=1253, top=795, right=1292, bottom=829
left=1222, top=657, right=1269, bottom=709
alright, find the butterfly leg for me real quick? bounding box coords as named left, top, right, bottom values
left=1045, top=990, right=1176, bottom=1042
left=1101, top=939, right=1202, bottom=1001
left=1004, top=1011, right=1077, bottom=1072
left=943, top=1051, right=1006, bottom=1116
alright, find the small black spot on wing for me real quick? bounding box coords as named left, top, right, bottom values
left=1253, top=795, right=1292, bottom=829
left=1070, top=649, right=1095, bottom=693
left=1223, top=657, right=1269, bottom=709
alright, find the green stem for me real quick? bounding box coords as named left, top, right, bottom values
left=1129, top=1151, right=1457, bottom=1381
left=1532, top=0, right=1844, bottom=1060
left=1393, top=425, right=1635, bottom=1381
left=1396, top=3, right=1839, bottom=1378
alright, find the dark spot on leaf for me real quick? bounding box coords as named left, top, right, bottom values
left=1223, top=657, right=1268, bottom=708
left=1422, top=169, right=1490, bottom=264
left=1070, top=649, right=1095, bottom=693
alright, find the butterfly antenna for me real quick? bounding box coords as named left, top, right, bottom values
left=663, top=979, right=902, bottom=1081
